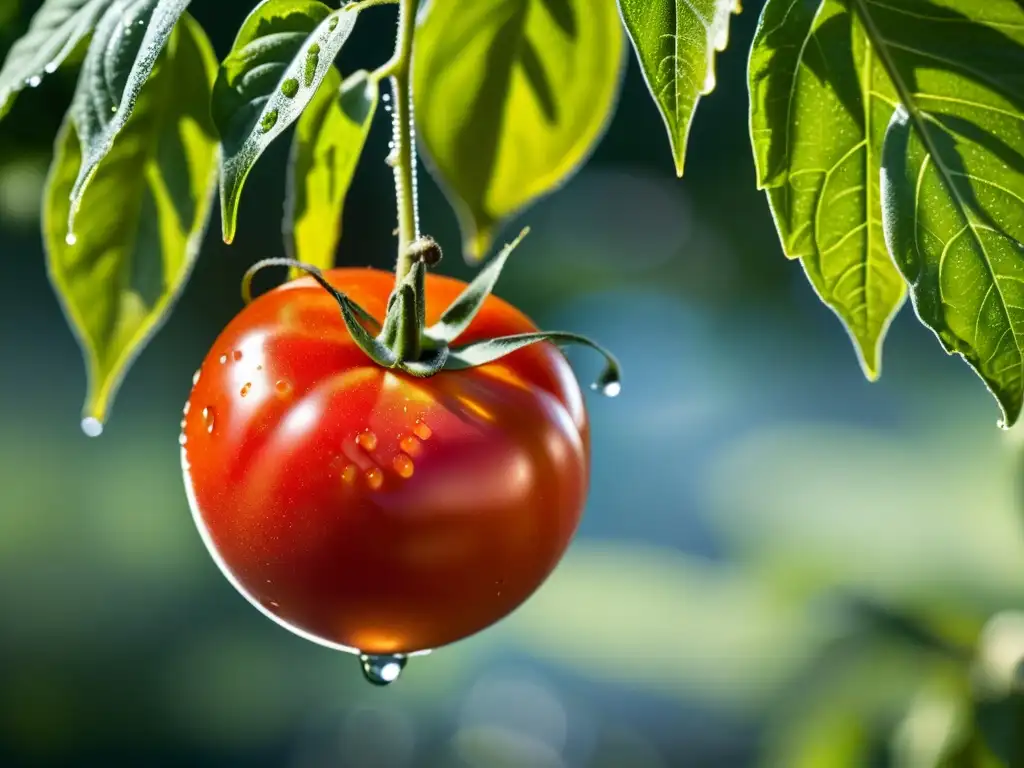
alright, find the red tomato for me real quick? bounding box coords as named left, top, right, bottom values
left=181, top=268, right=588, bottom=655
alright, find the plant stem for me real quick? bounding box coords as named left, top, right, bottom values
left=385, top=0, right=419, bottom=282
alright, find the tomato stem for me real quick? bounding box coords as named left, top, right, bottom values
left=383, top=0, right=420, bottom=284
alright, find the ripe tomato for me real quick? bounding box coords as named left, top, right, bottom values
left=181, top=268, right=588, bottom=655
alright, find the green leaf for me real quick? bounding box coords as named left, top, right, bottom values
left=0, top=0, right=112, bottom=120
left=868, top=0, right=1024, bottom=427
left=749, top=0, right=905, bottom=380
left=617, top=0, right=739, bottom=177
left=283, top=67, right=377, bottom=271
left=212, top=0, right=359, bottom=244
left=67, top=0, right=192, bottom=233
left=413, top=0, right=626, bottom=260
left=44, top=13, right=217, bottom=432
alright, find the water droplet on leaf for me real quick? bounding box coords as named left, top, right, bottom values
left=359, top=654, right=406, bottom=686
left=81, top=417, right=103, bottom=438
left=25, top=75, right=41, bottom=88
left=178, top=433, right=187, bottom=446
left=64, top=232, right=77, bottom=246
left=44, top=62, right=58, bottom=74
left=260, top=109, right=279, bottom=133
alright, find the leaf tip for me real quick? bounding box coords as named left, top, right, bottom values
left=463, top=226, right=494, bottom=263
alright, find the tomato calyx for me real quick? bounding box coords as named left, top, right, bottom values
left=241, top=228, right=622, bottom=394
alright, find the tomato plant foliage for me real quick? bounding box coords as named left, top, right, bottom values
left=3, top=0, right=1024, bottom=430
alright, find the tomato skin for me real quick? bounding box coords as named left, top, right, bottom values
left=182, top=268, right=588, bottom=654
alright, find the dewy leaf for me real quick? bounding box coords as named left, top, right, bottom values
left=413, top=0, right=626, bottom=260
left=864, top=0, right=1024, bottom=427
left=284, top=67, right=377, bottom=271
left=44, top=14, right=217, bottom=432
left=67, top=0, right=191, bottom=233
left=749, top=0, right=905, bottom=380
left=618, top=0, right=740, bottom=177
left=0, top=0, right=112, bottom=121
left=212, top=0, right=359, bottom=244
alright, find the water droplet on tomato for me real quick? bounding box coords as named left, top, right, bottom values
left=341, top=464, right=358, bottom=484
left=393, top=454, right=414, bottom=479
left=356, top=430, right=378, bottom=451
left=65, top=232, right=77, bottom=246
left=182, top=401, right=191, bottom=415
left=81, top=417, right=103, bottom=438
left=180, top=417, right=186, bottom=429
left=263, top=599, right=280, bottom=613
left=366, top=467, right=384, bottom=490
left=219, top=354, right=228, bottom=364
left=359, top=654, right=406, bottom=686
left=202, top=406, right=215, bottom=433
left=399, top=434, right=421, bottom=456
left=412, top=420, right=432, bottom=440
left=240, top=382, right=252, bottom=397
left=275, top=379, right=293, bottom=397
left=232, top=350, right=243, bottom=361
left=178, top=433, right=187, bottom=446
left=192, top=369, right=201, bottom=386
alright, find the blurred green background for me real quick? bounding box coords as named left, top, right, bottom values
left=2, top=1, right=1024, bottom=766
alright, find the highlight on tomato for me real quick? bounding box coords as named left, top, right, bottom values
left=180, top=231, right=620, bottom=684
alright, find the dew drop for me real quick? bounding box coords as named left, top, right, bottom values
left=702, top=68, right=716, bottom=95
left=65, top=232, right=77, bottom=246
left=341, top=464, right=358, bottom=484
left=192, top=369, right=201, bottom=386
left=412, top=420, right=432, bottom=440
left=359, top=653, right=406, bottom=686
left=399, top=434, right=421, bottom=456
left=110, top=104, right=117, bottom=113
left=81, top=417, right=103, bottom=438
left=393, top=454, right=414, bottom=479
left=25, top=75, right=41, bottom=88
left=183, top=401, right=191, bottom=416
left=260, top=109, right=279, bottom=133
left=178, top=433, right=187, bottom=446
left=365, top=467, right=384, bottom=490
left=232, top=349, right=243, bottom=361
left=280, top=78, right=299, bottom=98
left=356, top=430, right=378, bottom=451
left=202, top=406, right=215, bottom=434
left=381, top=93, right=390, bottom=103
left=593, top=380, right=621, bottom=398
left=383, top=104, right=392, bottom=113
left=219, top=354, right=228, bottom=364
left=275, top=379, right=293, bottom=397
left=44, top=62, right=58, bottom=74
left=385, top=149, right=398, bottom=167
left=240, top=382, right=252, bottom=397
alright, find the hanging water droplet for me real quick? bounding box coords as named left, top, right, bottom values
left=280, top=78, right=299, bottom=98
left=65, top=232, right=77, bottom=246
left=81, top=417, right=103, bottom=438
left=260, top=109, right=279, bottom=133
left=702, top=68, right=716, bottom=94
left=359, top=653, right=406, bottom=686
left=25, top=75, right=41, bottom=88
left=592, top=379, right=621, bottom=398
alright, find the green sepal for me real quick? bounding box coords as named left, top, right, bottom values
left=426, top=228, right=529, bottom=344
left=446, top=331, right=621, bottom=396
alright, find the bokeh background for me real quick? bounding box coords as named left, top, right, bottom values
left=3, top=1, right=1024, bottom=765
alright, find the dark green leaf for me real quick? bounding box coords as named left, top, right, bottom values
left=868, top=0, right=1024, bottom=427
left=44, top=14, right=217, bottom=432
left=67, top=0, right=192, bottom=232
left=0, top=0, right=112, bottom=120
left=284, top=67, right=377, bottom=271
left=413, top=0, right=625, bottom=260
left=618, top=0, right=739, bottom=176
left=212, top=0, right=359, bottom=244
left=749, top=0, right=905, bottom=380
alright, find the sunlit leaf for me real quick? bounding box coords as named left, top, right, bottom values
left=413, top=0, right=625, bottom=260
left=283, top=67, right=377, bottom=271
left=749, top=0, right=905, bottom=380
left=0, top=0, right=112, bottom=120
left=212, top=0, right=358, bottom=244
left=871, top=0, right=1024, bottom=426
left=44, top=14, right=217, bottom=431
left=618, top=0, right=739, bottom=177
left=67, top=0, right=191, bottom=232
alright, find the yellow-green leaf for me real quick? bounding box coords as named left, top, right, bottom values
left=44, top=14, right=217, bottom=433
left=618, top=0, right=740, bottom=176
left=284, top=67, right=377, bottom=271
left=749, top=0, right=905, bottom=380
left=413, top=0, right=626, bottom=260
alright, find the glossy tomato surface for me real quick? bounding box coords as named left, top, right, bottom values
left=181, top=268, right=589, bottom=654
